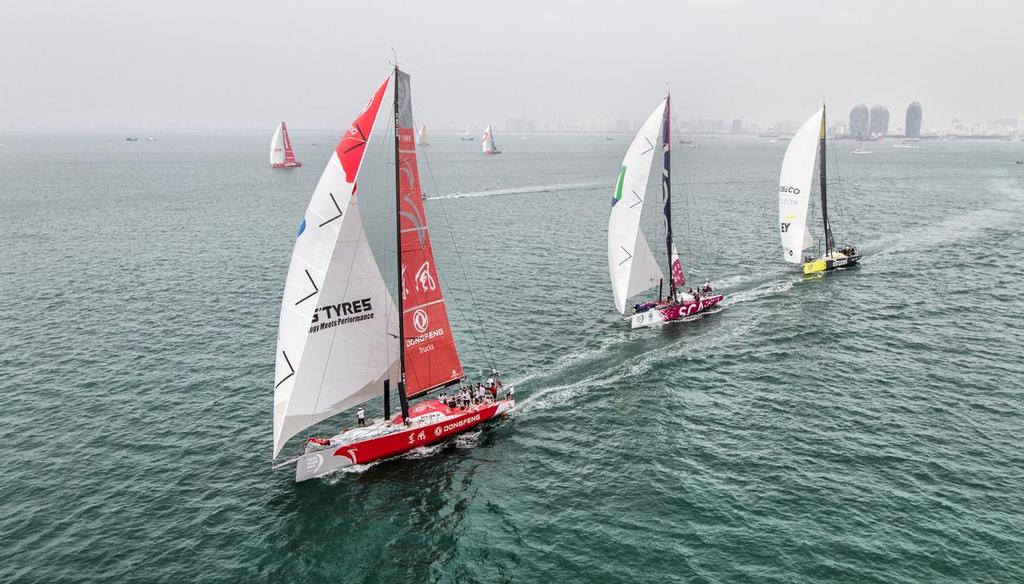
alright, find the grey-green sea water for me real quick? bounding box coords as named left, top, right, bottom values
left=1, top=131, right=1023, bottom=582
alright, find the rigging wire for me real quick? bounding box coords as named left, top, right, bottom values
left=417, top=143, right=497, bottom=370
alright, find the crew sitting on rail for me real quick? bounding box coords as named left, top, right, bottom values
left=634, top=301, right=658, bottom=313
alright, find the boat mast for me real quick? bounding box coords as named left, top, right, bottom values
left=393, top=66, right=411, bottom=423
left=819, top=104, right=835, bottom=256
left=662, top=91, right=674, bottom=298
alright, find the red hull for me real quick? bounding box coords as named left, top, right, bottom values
left=339, top=401, right=504, bottom=464
left=296, top=398, right=512, bottom=480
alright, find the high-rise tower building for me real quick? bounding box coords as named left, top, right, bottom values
left=905, top=102, right=922, bottom=138
left=869, top=105, right=890, bottom=138
left=849, top=104, right=870, bottom=141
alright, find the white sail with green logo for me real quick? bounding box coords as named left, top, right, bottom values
left=608, top=100, right=667, bottom=314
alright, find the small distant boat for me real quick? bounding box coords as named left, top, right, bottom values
left=270, top=121, right=302, bottom=168
left=606, top=137, right=616, bottom=141
left=146, top=136, right=158, bottom=142
left=1016, top=161, right=1024, bottom=165
left=609, top=92, right=724, bottom=329
left=893, top=142, right=913, bottom=149
left=482, top=125, right=501, bottom=154
left=851, top=142, right=871, bottom=155
left=678, top=138, right=692, bottom=144
left=778, top=104, right=861, bottom=275
left=417, top=124, right=430, bottom=146
left=125, top=137, right=139, bottom=142
left=460, top=131, right=475, bottom=141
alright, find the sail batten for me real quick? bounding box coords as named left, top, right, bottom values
left=778, top=109, right=823, bottom=263
left=272, top=78, right=394, bottom=458
left=608, top=100, right=668, bottom=314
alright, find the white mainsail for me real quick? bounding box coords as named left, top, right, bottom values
left=778, top=109, right=821, bottom=263
left=417, top=124, right=430, bottom=145
left=482, top=125, right=497, bottom=153
left=608, top=100, right=667, bottom=314
left=273, top=80, right=398, bottom=458
left=270, top=122, right=285, bottom=166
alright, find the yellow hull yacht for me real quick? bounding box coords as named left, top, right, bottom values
left=779, top=104, right=861, bottom=275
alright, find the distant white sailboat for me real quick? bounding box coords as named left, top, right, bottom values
left=851, top=141, right=871, bottom=155
left=482, top=125, right=501, bottom=154
left=417, top=124, right=430, bottom=146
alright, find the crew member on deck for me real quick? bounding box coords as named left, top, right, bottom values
left=356, top=407, right=366, bottom=427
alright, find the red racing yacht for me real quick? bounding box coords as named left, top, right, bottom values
left=272, top=67, right=513, bottom=482
left=270, top=121, right=302, bottom=168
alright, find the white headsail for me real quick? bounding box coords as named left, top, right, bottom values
left=270, top=122, right=285, bottom=166
left=778, top=109, right=821, bottom=263
left=482, top=125, right=497, bottom=154
left=273, top=79, right=398, bottom=458
left=608, top=100, right=667, bottom=314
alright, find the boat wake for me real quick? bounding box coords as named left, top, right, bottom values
left=427, top=181, right=602, bottom=201
left=721, top=278, right=796, bottom=307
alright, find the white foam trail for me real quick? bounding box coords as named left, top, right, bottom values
left=404, top=442, right=448, bottom=459
left=454, top=428, right=483, bottom=448
left=510, top=335, right=625, bottom=387
left=427, top=181, right=602, bottom=201
left=722, top=279, right=795, bottom=306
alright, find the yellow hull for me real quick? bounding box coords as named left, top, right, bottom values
left=803, top=259, right=828, bottom=274
left=801, top=252, right=861, bottom=274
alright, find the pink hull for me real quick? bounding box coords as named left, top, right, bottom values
left=658, top=294, right=724, bottom=320
left=630, top=294, right=725, bottom=328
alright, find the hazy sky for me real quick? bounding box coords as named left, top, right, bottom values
left=2, top=0, right=1020, bottom=130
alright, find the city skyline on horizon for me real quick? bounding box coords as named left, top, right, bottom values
left=3, top=2, right=1022, bottom=134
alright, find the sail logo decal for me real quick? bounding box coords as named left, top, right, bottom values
left=296, top=218, right=306, bottom=237
left=406, top=326, right=446, bottom=348
left=611, top=166, right=626, bottom=206
left=412, top=309, right=429, bottom=333
left=414, top=262, right=437, bottom=292
left=309, top=298, right=374, bottom=333
left=779, top=186, right=801, bottom=207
